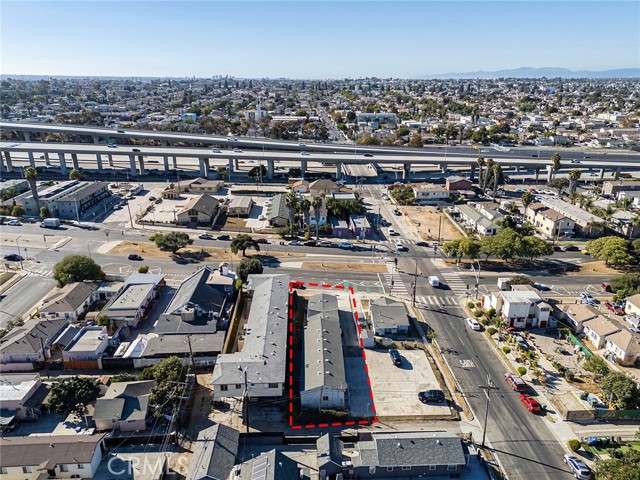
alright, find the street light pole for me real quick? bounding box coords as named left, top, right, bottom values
left=16, top=237, right=23, bottom=269
left=480, top=377, right=498, bottom=448
left=412, top=256, right=419, bottom=307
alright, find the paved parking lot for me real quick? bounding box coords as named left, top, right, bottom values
left=365, top=348, right=450, bottom=418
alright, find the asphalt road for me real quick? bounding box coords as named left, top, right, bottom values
left=0, top=272, right=55, bottom=329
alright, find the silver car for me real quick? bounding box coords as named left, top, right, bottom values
left=563, top=454, right=592, bottom=479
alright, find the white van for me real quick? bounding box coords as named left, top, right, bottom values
left=428, top=276, right=440, bottom=287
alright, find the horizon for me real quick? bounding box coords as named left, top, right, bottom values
left=1, top=1, right=638, bottom=78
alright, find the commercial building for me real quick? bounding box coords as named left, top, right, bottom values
left=483, top=288, right=551, bottom=329
left=15, top=180, right=110, bottom=218
left=349, top=214, right=371, bottom=239
left=211, top=274, right=289, bottom=399
left=301, top=294, right=347, bottom=410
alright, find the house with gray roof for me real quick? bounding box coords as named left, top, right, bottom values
left=267, top=193, right=289, bottom=227
left=142, top=332, right=225, bottom=366
left=345, top=431, right=467, bottom=478
left=187, top=424, right=240, bottom=480
left=93, top=380, right=155, bottom=432
left=230, top=449, right=301, bottom=480
left=0, top=318, right=69, bottom=368
left=211, top=274, right=289, bottom=399
left=540, top=197, right=604, bottom=238
left=369, top=297, right=410, bottom=336
left=317, top=434, right=344, bottom=478
left=454, top=204, right=499, bottom=236
left=40, top=281, right=99, bottom=321
left=176, top=193, right=221, bottom=226
left=101, top=283, right=156, bottom=328
left=301, top=294, right=347, bottom=410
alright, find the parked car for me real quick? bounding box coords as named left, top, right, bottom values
left=564, top=245, right=580, bottom=252
left=132, top=148, right=141, bottom=152
left=600, top=282, right=612, bottom=292
left=563, top=454, right=592, bottom=480
left=288, top=240, right=302, bottom=246
left=389, top=349, right=403, bottom=366
left=392, top=209, right=402, bottom=216
left=466, top=317, right=482, bottom=331
left=128, top=254, right=143, bottom=261
left=7, top=220, right=22, bottom=226
left=337, top=242, right=354, bottom=249
left=395, top=241, right=408, bottom=252
left=198, top=234, right=215, bottom=240
left=505, top=372, right=527, bottom=392
left=291, top=281, right=305, bottom=289
left=148, top=196, right=156, bottom=201
left=520, top=394, right=542, bottom=414
left=416, top=241, right=429, bottom=247
left=318, top=241, right=331, bottom=247
left=303, top=240, right=317, bottom=247
left=533, top=282, right=550, bottom=291
left=552, top=245, right=563, bottom=252
left=388, top=227, right=398, bottom=236
left=418, top=389, right=445, bottom=403
left=580, top=292, right=594, bottom=301
left=4, top=254, right=23, bottom=262
left=216, top=235, right=231, bottom=241
left=605, top=301, right=625, bottom=315
left=364, top=153, right=374, bottom=157
left=255, top=238, right=269, bottom=244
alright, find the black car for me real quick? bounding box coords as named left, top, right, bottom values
left=117, top=130, right=125, bottom=133
left=418, top=389, right=445, bottom=403
left=217, top=235, right=231, bottom=241
left=393, top=209, right=402, bottom=216
left=132, top=148, right=141, bottom=153
left=128, top=254, right=143, bottom=261
left=4, top=254, right=23, bottom=262
left=364, top=153, right=374, bottom=157
left=416, top=241, right=429, bottom=247
left=303, top=240, right=317, bottom=247
left=389, top=349, right=403, bottom=366
left=564, top=245, right=580, bottom=251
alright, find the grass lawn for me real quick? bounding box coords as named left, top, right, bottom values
left=585, top=441, right=640, bottom=457
left=0, top=271, right=16, bottom=286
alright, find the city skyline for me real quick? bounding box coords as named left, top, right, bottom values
left=1, top=1, right=638, bottom=78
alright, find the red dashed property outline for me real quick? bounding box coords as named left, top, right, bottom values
left=288, top=280, right=379, bottom=430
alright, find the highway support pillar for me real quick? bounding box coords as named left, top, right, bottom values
left=267, top=159, right=274, bottom=180
left=58, top=153, right=67, bottom=175
left=336, top=161, right=343, bottom=180
left=28, top=151, right=36, bottom=168
left=546, top=165, right=553, bottom=183
left=92, top=135, right=100, bottom=144
left=300, top=159, right=307, bottom=177
left=440, top=163, right=447, bottom=174
left=234, top=158, right=240, bottom=169
left=0, top=152, right=5, bottom=173
left=5, top=152, right=15, bottom=172
left=172, top=156, right=178, bottom=169
left=44, top=152, right=51, bottom=166
left=23, top=132, right=31, bottom=142
left=199, top=157, right=210, bottom=178
left=403, top=163, right=411, bottom=180
left=108, top=154, right=114, bottom=167
left=613, top=167, right=620, bottom=180
left=515, top=165, right=521, bottom=173
left=163, top=155, right=170, bottom=172
left=137, top=155, right=145, bottom=176
left=228, top=158, right=235, bottom=181
left=599, top=168, right=605, bottom=179
left=71, top=153, right=80, bottom=171
left=128, top=155, right=137, bottom=177
left=534, top=168, right=540, bottom=184
left=469, top=165, right=476, bottom=182
left=96, top=153, right=103, bottom=171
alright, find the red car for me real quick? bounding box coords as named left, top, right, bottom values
left=520, top=394, right=542, bottom=414
left=552, top=245, right=562, bottom=252
left=605, top=301, right=624, bottom=315
left=291, top=281, right=305, bottom=289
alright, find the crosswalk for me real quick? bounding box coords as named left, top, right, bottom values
left=439, top=267, right=468, bottom=294
left=417, top=295, right=461, bottom=307
left=380, top=238, right=417, bottom=246
left=382, top=271, right=409, bottom=296
left=24, top=264, right=54, bottom=278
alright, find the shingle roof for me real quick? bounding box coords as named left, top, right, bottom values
left=267, top=193, right=289, bottom=221
left=370, top=298, right=410, bottom=331
left=187, top=424, right=240, bottom=480
left=0, top=434, right=105, bottom=469
left=317, top=434, right=343, bottom=467
left=177, top=193, right=220, bottom=216
left=40, top=282, right=98, bottom=313
left=235, top=450, right=299, bottom=480
left=0, top=319, right=69, bottom=356
left=93, top=380, right=155, bottom=424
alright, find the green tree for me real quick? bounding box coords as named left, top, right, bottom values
left=568, top=169, right=581, bottom=193
left=138, top=356, right=187, bottom=415
left=521, top=236, right=554, bottom=260
left=138, top=265, right=149, bottom=273
left=408, top=132, right=423, bottom=147
left=587, top=237, right=634, bottom=266
left=40, top=205, right=51, bottom=218
left=583, top=355, right=611, bottom=378
left=96, top=315, right=109, bottom=327
left=476, top=157, right=485, bottom=187
left=299, top=198, right=311, bottom=233
left=11, top=205, right=24, bottom=216
left=599, top=372, right=640, bottom=410
left=236, top=257, right=263, bottom=282
left=285, top=192, right=298, bottom=237
left=594, top=449, right=640, bottom=480
left=492, top=163, right=502, bottom=198
left=49, top=376, right=100, bottom=417
left=247, top=165, right=267, bottom=182
left=52, top=254, right=105, bottom=287
left=479, top=235, right=496, bottom=260
left=311, top=194, right=324, bottom=239
left=24, top=166, right=40, bottom=211
left=230, top=234, right=260, bottom=257
left=482, top=158, right=494, bottom=192
left=69, top=168, right=84, bottom=181
left=551, top=153, right=561, bottom=179
left=149, top=232, right=193, bottom=254
left=521, top=191, right=533, bottom=213
left=492, top=228, right=522, bottom=262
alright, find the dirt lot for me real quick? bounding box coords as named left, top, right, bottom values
left=403, top=206, right=463, bottom=242
left=301, top=261, right=388, bottom=273
left=574, top=260, right=623, bottom=276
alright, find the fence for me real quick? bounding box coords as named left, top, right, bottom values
left=566, top=331, right=593, bottom=358
left=594, top=408, right=640, bottom=420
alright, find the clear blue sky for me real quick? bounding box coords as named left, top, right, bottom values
left=2, top=1, right=638, bottom=78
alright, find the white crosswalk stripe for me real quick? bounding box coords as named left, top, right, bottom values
left=439, top=267, right=468, bottom=293
left=382, top=272, right=409, bottom=295
left=418, top=295, right=460, bottom=306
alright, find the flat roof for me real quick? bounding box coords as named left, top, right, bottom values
left=108, top=283, right=155, bottom=311
left=0, top=373, right=40, bottom=402
left=65, top=326, right=106, bottom=352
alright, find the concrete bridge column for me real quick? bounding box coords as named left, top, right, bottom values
left=28, top=151, right=36, bottom=168
left=5, top=152, right=14, bottom=172
left=137, top=155, right=145, bottom=176
left=599, top=168, right=605, bottom=179
left=128, top=155, right=137, bottom=177
left=469, top=165, right=476, bottom=182
left=163, top=155, right=170, bottom=172
left=234, top=158, right=240, bottom=169
left=515, top=165, right=521, bottom=173
left=267, top=159, right=274, bottom=180
left=534, top=168, right=540, bottom=184
left=300, top=159, right=307, bottom=177
left=228, top=158, right=235, bottom=181
left=440, top=163, right=447, bottom=174
left=58, top=153, right=67, bottom=175
left=92, top=135, right=100, bottom=144
left=24, top=132, right=31, bottom=142
left=172, top=156, right=178, bottom=169
left=108, top=154, right=114, bottom=167
left=44, top=152, right=51, bottom=166
left=199, top=157, right=210, bottom=178
left=336, top=162, right=343, bottom=180
left=96, top=153, right=103, bottom=171
left=613, top=167, right=620, bottom=180
left=546, top=165, right=553, bottom=183
left=71, top=153, right=80, bottom=171
left=0, top=152, right=5, bottom=173
left=403, top=163, right=411, bottom=179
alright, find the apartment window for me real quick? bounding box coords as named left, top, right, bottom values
left=60, top=465, right=69, bottom=472
left=269, top=383, right=279, bottom=388
left=78, top=464, right=86, bottom=469
left=23, top=467, right=33, bottom=473
left=401, top=466, right=411, bottom=471
left=322, top=396, right=329, bottom=401
left=220, top=385, right=228, bottom=391
left=447, top=464, right=458, bottom=471
left=429, top=465, right=436, bottom=471
left=235, top=384, right=243, bottom=390
left=386, top=467, right=394, bottom=472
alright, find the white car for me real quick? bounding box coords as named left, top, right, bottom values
left=388, top=228, right=399, bottom=236
left=466, top=317, right=482, bottom=331
left=480, top=149, right=490, bottom=153
left=563, top=454, right=592, bottom=480
left=382, top=194, right=389, bottom=200
left=212, top=148, right=222, bottom=153
left=395, top=241, right=407, bottom=251
left=7, top=220, right=22, bottom=226
left=337, top=242, right=354, bottom=249
left=258, top=214, right=266, bottom=221
left=301, top=151, right=310, bottom=156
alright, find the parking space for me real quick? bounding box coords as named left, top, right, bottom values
left=245, top=198, right=270, bottom=230
left=365, top=348, right=450, bottom=417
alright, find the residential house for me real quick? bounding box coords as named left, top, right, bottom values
left=557, top=304, right=599, bottom=333
left=331, top=218, right=350, bottom=238
left=625, top=293, right=640, bottom=320
left=316, top=434, right=344, bottom=478
left=186, top=424, right=239, bottom=480
left=540, top=197, right=605, bottom=238
left=340, top=431, right=467, bottom=478
left=0, top=179, right=29, bottom=199
left=602, top=180, right=640, bottom=197
left=484, top=289, right=551, bottom=329
left=0, top=373, right=48, bottom=423
left=610, top=210, right=640, bottom=239
left=454, top=204, right=499, bottom=236
left=100, top=282, right=157, bottom=328
left=369, top=298, right=410, bottom=336
left=0, top=318, right=69, bottom=369
left=40, top=282, right=99, bottom=321
left=267, top=193, right=290, bottom=227
left=0, top=434, right=106, bottom=480
left=582, top=317, right=621, bottom=349
left=526, top=204, right=576, bottom=239
left=301, top=294, right=347, bottom=410
left=211, top=274, right=289, bottom=399
left=141, top=333, right=225, bottom=367
left=412, top=184, right=450, bottom=205
left=349, top=215, right=371, bottom=239
left=331, top=192, right=357, bottom=202
left=189, top=178, right=224, bottom=194
left=292, top=180, right=310, bottom=193
left=93, top=380, right=155, bottom=432
left=310, top=179, right=341, bottom=196
left=176, top=194, right=220, bottom=225
left=604, top=329, right=640, bottom=366
left=229, top=450, right=300, bottom=480
left=227, top=196, right=254, bottom=216
left=62, top=326, right=108, bottom=369
left=445, top=175, right=473, bottom=191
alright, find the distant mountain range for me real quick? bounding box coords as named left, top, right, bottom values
left=418, top=67, right=640, bottom=79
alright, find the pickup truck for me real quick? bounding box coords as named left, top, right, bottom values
left=505, top=372, right=527, bottom=392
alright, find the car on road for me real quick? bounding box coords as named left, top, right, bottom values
left=382, top=194, right=389, bottom=200
left=287, top=240, right=301, bottom=246
left=580, top=292, right=594, bottom=301
left=128, top=254, right=143, bottom=261
left=107, top=143, right=117, bottom=148
left=298, top=142, right=305, bottom=147
left=629, top=326, right=640, bottom=334
left=301, top=151, right=310, bottom=156
left=318, top=241, right=332, bottom=247
left=564, top=245, right=580, bottom=252
left=303, top=240, right=317, bottom=247
left=117, top=130, right=125, bottom=133
left=505, top=372, right=527, bottom=392
left=291, top=281, right=305, bottom=289
left=515, top=188, right=526, bottom=193
left=581, top=249, right=590, bottom=255
left=416, top=241, right=429, bottom=247
left=533, top=282, right=550, bottom=291
left=466, top=317, right=482, bottom=331
left=216, top=235, right=231, bottom=241
left=198, top=234, right=215, bottom=240
left=389, top=349, right=403, bottom=366
left=531, top=154, right=538, bottom=157
left=255, top=238, right=269, bottom=244
left=6, top=220, right=22, bottom=226
left=418, top=389, right=445, bottom=403
left=337, top=242, right=354, bottom=249
left=4, top=254, right=23, bottom=262
left=570, top=159, right=581, bottom=164
left=228, top=137, right=238, bottom=141
left=563, top=454, right=592, bottom=479
left=600, top=282, right=612, bottom=292
left=481, top=149, right=491, bottom=153
left=520, top=394, right=542, bottom=414
left=364, top=153, right=374, bottom=157
left=395, top=241, right=408, bottom=252
left=149, top=196, right=156, bottom=201
left=233, top=148, right=243, bottom=153
left=605, top=301, right=625, bottom=315
left=113, top=205, right=123, bottom=210
left=392, top=209, right=402, bottom=216
left=132, top=148, right=141, bottom=152
left=388, top=228, right=398, bottom=236
left=552, top=245, right=562, bottom=252
left=212, top=148, right=222, bottom=153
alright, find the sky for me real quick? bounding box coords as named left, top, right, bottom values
left=1, top=1, right=639, bottom=78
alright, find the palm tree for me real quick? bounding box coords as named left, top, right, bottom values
left=568, top=169, right=581, bottom=193
left=521, top=191, right=533, bottom=214
left=568, top=192, right=579, bottom=205
left=284, top=192, right=298, bottom=237
left=551, top=153, right=561, bottom=179
left=299, top=198, right=311, bottom=235
left=630, top=214, right=640, bottom=239
left=476, top=156, right=485, bottom=187
left=581, top=196, right=594, bottom=211
left=24, top=166, right=39, bottom=211
left=492, top=164, right=502, bottom=198
left=602, top=204, right=617, bottom=221
left=311, top=195, right=324, bottom=239
left=616, top=197, right=632, bottom=212
left=483, top=158, right=494, bottom=193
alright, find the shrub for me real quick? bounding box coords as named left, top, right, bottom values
left=486, top=327, right=497, bottom=335
left=486, top=307, right=496, bottom=318
left=467, top=301, right=475, bottom=309
left=517, top=366, right=527, bottom=376
left=568, top=439, right=581, bottom=452
left=473, top=310, right=482, bottom=318
left=502, top=346, right=511, bottom=354
left=276, top=227, right=289, bottom=238
left=564, top=370, right=575, bottom=382
left=480, top=318, right=489, bottom=326
left=138, top=265, right=149, bottom=273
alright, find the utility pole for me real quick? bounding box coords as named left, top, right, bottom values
left=412, top=256, right=419, bottom=306
left=480, top=377, right=498, bottom=448
left=186, top=334, right=194, bottom=367
left=16, top=237, right=23, bottom=270
left=243, top=368, right=250, bottom=434
left=126, top=202, right=134, bottom=229
left=437, top=215, right=442, bottom=244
